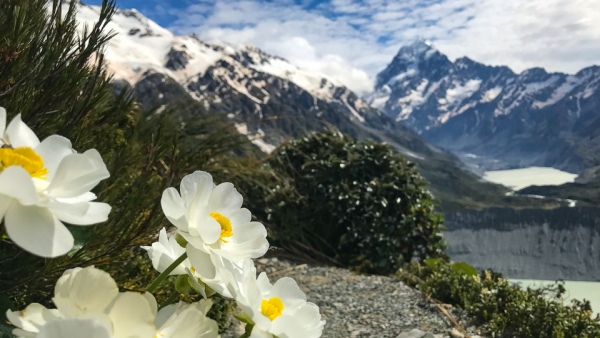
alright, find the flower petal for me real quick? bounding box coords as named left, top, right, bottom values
left=249, top=326, right=273, bottom=338
left=270, top=315, right=306, bottom=338
left=186, top=245, right=236, bottom=298
left=107, top=292, right=156, bottom=338
left=290, top=302, right=325, bottom=337
left=0, top=166, right=38, bottom=205
left=0, top=194, right=11, bottom=221
left=230, top=221, right=267, bottom=243
left=4, top=204, right=73, bottom=258
left=180, top=171, right=214, bottom=209
left=216, top=235, right=269, bottom=261
left=272, top=304, right=325, bottom=338
left=194, top=213, right=221, bottom=245
left=6, top=303, right=61, bottom=336
left=228, top=208, right=252, bottom=226
left=141, top=228, right=190, bottom=275
left=208, top=182, right=243, bottom=213
left=144, top=291, right=158, bottom=318
left=256, top=272, right=272, bottom=297
left=37, top=318, right=112, bottom=338
left=35, top=135, right=75, bottom=181
left=156, top=304, right=220, bottom=338
left=53, top=267, right=119, bottom=317
left=0, top=107, right=6, bottom=137
left=6, top=114, right=39, bottom=148
left=270, top=277, right=307, bottom=310
left=47, top=150, right=109, bottom=198
left=187, top=245, right=216, bottom=280
left=161, top=187, right=189, bottom=231
left=48, top=201, right=110, bottom=226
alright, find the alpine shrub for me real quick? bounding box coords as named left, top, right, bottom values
left=257, top=129, right=446, bottom=273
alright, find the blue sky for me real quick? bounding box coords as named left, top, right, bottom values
left=85, top=0, right=600, bottom=93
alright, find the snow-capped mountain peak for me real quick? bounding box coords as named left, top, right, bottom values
left=396, top=38, right=436, bottom=61
left=369, top=42, right=600, bottom=172
left=374, top=39, right=449, bottom=90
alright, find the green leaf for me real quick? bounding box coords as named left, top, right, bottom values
left=424, top=258, right=442, bottom=271
left=174, top=274, right=191, bottom=294
left=451, top=262, right=478, bottom=276
left=234, top=312, right=255, bottom=325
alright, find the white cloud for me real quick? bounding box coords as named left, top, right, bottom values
left=161, top=0, right=600, bottom=94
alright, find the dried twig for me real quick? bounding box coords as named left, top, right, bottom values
left=426, top=294, right=471, bottom=338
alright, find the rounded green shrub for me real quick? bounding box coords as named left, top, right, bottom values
left=258, top=129, right=446, bottom=273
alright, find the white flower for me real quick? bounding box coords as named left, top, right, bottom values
left=141, top=227, right=191, bottom=275
left=161, top=171, right=268, bottom=296
left=0, top=108, right=111, bottom=257
left=37, top=318, right=112, bottom=338
left=154, top=299, right=220, bottom=338
left=186, top=245, right=245, bottom=298
left=222, top=260, right=325, bottom=338
left=161, top=171, right=268, bottom=260
left=6, top=266, right=157, bottom=338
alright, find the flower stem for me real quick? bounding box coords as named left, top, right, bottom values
left=146, top=252, right=188, bottom=293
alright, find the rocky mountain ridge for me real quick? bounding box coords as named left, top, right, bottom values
left=75, top=3, right=386, bottom=151
left=73, top=2, right=549, bottom=210
left=368, top=40, right=600, bottom=173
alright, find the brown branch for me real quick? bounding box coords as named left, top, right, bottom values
left=426, top=294, right=471, bottom=338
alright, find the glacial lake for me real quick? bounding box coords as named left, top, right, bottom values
left=483, top=166, right=578, bottom=191
left=482, top=167, right=595, bottom=313
left=510, top=279, right=600, bottom=316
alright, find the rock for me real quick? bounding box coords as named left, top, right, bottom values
left=165, top=47, right=190, bottom=70
left=448, top=328, right=465, bottom=338
left=396, top=329, right=435, bottom=338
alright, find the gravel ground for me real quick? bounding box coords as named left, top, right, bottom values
left=224, top=257, right=486, bottom=338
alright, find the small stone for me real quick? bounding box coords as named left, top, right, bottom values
left=449, top=328, right=465, bottom=338
left=396, top=329, right=435, bottom=338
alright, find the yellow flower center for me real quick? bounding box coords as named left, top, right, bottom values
left=209, top=212, right=233, bottom=242
left=260, top=297, right=284, bottom=321
left=0, top=146, right=47, bottom=179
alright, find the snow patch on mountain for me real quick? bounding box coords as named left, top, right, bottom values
left=235, top=123, right=276, bottom=153
left=74, top=5, right=184, bottom=84
left=250, top=58, right=338, bottom=100
left=367, top=85, right=391, bottom=110
left=523, top=75, right=561, bottom=95
left=481, top=87, right=502, bottom=103
left=387, top=68, right=418, bottom=86
left=396, top=79, right=429, bottom=121
left=445, top=79, right=481, bottom=106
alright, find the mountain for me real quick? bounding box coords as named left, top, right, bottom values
left=368, top=39, right=600, bottom=173
left=72, top=3, right=566, bottom=210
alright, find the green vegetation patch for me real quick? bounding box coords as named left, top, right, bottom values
left=400, top=259, right=600, bottom=338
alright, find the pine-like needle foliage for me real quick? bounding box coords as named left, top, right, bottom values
left=0, top=0, right=259, bottom=325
